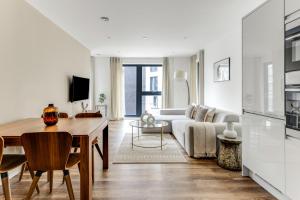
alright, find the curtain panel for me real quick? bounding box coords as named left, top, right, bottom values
left=110, top=57, right=124, bottom=120
left=190, top=55, right=198, bottom=104
left=162, top=57, right=170, bottom=108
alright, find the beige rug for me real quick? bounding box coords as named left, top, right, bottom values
left=113, top=133, right=187, bottom=164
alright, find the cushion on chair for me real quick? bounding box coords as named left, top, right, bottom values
left=0, top=154, right=27, bottom=173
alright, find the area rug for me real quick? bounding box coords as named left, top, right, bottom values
left=113, top=133, right=187, bottom=164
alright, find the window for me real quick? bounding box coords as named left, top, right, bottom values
left=150, top=67, right=157, bottom=72
left=150, top=77, right=158, bottom=91
left=153, top=96, right=158, bottom=108
left=124, top=65, right=162, bottom=116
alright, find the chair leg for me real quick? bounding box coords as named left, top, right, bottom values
left=49, top=171, right=53, bottom=193
left=62, top=171, right=65, bottom=184
left=94, top=143, right=103, bottom=159
left=1, top=172, right=11, bottom=200
left=92, top=144, right=94, bottom=183
left=28, top=168, right=40, bottom=194
left=19, top=163, right=26, bottom=182
left=25, top=171, right=43, bottom=200
left=63, top=170, right=75, bottom=200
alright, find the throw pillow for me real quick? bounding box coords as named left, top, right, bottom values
left=185, top=104, right=195, bottom=119
left=194, top=105, right=208, bottom=122
left=204, top=107, right=216, bottom=122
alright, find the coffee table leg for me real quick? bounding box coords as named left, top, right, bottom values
left=132, top=126, right=133, bottom=149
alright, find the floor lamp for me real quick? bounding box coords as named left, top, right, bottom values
left=174, top=69, right=190, bottom=105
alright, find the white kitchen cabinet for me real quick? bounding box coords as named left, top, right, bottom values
left=242, top=0, right=285, bottom=119
left=285, top=130, right=300, bottom=200
left=285, top=0, right=300, bottom=16
left=242, top=113, right=285, bottom=192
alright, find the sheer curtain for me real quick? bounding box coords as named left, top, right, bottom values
left=162, top=57, right=170, bottom=108
left=190, top=50, right=205, bottom=105
left=198, top=50, right=205, bottom=105
left=110, top=57, right=124, bottom=120
left=190, top=55, right=197, bottom=104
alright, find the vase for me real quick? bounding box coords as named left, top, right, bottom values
left=223, top=121, right=237, bottom=139
left=141, top=111, right=149, bottom=123
left=43, top=104, right=58, bottom=126
left=147, top=114, right=155, bottom=125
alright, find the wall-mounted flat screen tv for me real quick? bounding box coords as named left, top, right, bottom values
left=70, top=76, right=90, bottom=102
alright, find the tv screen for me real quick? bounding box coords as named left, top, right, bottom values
left=70, top=76, right=90, bottom=102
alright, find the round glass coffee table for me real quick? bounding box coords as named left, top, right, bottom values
left=129, top=120, right=169, bottom=150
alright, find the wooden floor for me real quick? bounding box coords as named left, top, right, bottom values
left=6, top=120, right=275, bottom=200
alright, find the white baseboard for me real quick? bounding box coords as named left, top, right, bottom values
left=243, top=166, right=290, bottom=200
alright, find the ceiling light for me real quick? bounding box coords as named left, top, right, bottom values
left=100, top=16, right=110, bottom=22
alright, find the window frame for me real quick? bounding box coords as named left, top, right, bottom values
left=123, top=64, right=162, bottom=117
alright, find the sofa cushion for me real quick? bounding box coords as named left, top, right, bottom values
left=194, top=105, right=208, bottom=122
left=185, top=105, right=195, bottom=119
left=205, top=107, right=216, bottom=122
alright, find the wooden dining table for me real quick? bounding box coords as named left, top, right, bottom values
left=0, top=117, right=109, bottom=200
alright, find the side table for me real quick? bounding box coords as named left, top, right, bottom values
left=217, top=135, right=242, bottom=171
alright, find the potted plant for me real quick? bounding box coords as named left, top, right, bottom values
left=99, top=93, right=106, bottom=104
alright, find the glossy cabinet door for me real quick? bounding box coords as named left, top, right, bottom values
left=285, top=0, right=300, bottom=16
left=285, top=131, right=300, bottom=200
left=242, top=113, right=285, bottom=192
left=242, top=0, right=284, bottom=118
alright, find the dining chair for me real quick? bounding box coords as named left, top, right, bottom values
left=0, top=136, right=28, bottom=200
left=74, top=112, right=103, bottom=182
left=21, top=132, right=80, bottom=200
left=19, top=112, right=69, bottom=190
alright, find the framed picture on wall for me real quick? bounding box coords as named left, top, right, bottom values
left=213, top=57, right=230, bottom=82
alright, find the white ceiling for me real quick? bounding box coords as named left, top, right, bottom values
left=26, top=0, right=265, bottom=57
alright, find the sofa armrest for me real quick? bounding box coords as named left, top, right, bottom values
left=160, top=108, right=186, bottom=115
left=184, top=122, right=242, bottom=157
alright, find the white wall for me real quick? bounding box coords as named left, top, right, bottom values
left=93, top=57, right=111, bottom=117
left=0, top=0, right=91, bottom=123
left=204, top=28, right=242, bottom=114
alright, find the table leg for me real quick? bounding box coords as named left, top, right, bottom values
left=80, top=136, right=92, bottom=200
left=132, top=126, right=133, bottom=149
left=138, top=127, right=140, bottom=140
left=103, top=125, right=109, bottom=169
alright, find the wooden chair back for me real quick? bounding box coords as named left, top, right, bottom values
left=75, top=112, right=102, bottom=118
left=58, top=112, right=68, bottom=118
left=41, top=112, right=69, bottom=118
left=21, top=132, right=72, bottom=171
left=0, top=137, right=4, bottom=164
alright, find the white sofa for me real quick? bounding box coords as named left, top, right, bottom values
left=143, top=108, right=241, bottom=157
